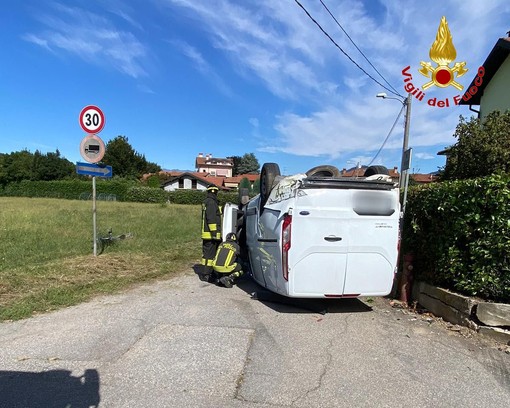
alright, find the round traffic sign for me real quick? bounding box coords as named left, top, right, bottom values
left=79, top=105, right=105, bottom=134
left=80, top=134, right=106, bottom=163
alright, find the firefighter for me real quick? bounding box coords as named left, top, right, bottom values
left=212, top=232, right=244, bottom=288
left=200, top=185, right=222, bottom=282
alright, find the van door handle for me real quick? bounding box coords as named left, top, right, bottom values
left=324, top=236, right=342, bottom=242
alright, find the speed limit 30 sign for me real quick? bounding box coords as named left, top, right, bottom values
left=79, top=105, right=105, bottom=134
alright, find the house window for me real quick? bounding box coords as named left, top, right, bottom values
left=210, top=170, right=216, bottom=176
left=179, top=179, right=184, bottom=189
left=192, top=180, right=197, bottom=189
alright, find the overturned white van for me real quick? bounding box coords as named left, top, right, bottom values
left=223, top=163, right=401, bottom=298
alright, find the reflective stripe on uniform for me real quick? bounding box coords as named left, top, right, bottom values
left=212, top=242, right=238, bottom=273
left=201, top=258, right=214, bottom=266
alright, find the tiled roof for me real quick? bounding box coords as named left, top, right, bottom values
left=341, top=166, right=400, bottom=177
left=225, top=174, right=260, bottom=183
left=411, top=173, right=439, bottom=183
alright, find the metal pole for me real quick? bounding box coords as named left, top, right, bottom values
left=402, top=149, right=412, bottom=214
left=93, top=176, right=97, bottom=256
left=399, top=93, right=412, bottom=192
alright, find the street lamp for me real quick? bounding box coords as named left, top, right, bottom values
left=376, top=92, right=412, bottom=212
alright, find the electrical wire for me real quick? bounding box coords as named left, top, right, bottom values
left=319, top=0, right=401, bottom=97
left=294, top=0, right=403, bottom=98
left=366, top=103, right=405, bottom=167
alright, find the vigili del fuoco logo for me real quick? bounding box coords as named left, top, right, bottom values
left=401, top=16, right=482, bottom=108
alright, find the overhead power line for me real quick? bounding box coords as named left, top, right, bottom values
left=294, top=0, right=403, bottom=98
left=366, top=103, right=405, bottom=167
left=319, top=0, right=401, bottom=96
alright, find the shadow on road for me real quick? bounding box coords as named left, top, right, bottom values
left=191, top=263, right=372, bottom=314
left=0, top=369, right=100, bottom=408
left=235, top=274, right=372, bottom=315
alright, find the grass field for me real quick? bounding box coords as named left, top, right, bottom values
left=0, top=197, right=202, bottom=321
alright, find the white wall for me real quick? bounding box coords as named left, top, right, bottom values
left=163, top=178, right=208, bottom=192
left=481, top=55, right=510, bottom=118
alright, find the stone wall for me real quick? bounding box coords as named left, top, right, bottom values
left=412, top=281, right=510, bottom=345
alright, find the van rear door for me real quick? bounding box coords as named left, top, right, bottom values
left=288, top=189, right=349, bottom=297
left=288, top=179, right=399, bottom=297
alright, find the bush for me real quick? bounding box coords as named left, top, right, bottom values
left=126, top=186, right=168, bottom=203
left=0, top=180, right=252, bottom=207
left=166, top=190, right=239, bottom=206
left=0, top=179, right=137, bottom=201
left=403, top=174, right=510, bottom=302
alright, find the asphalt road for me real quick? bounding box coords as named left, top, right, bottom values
left=0, top=270, right=509, bottom=408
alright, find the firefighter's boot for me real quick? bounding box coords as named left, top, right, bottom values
left=219, top=275, right=233, bottom=288
left=199, top=265, right=213, bottom=282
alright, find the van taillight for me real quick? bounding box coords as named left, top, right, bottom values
left=282, top=214, right=292, bottom=281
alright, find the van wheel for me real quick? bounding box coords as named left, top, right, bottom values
left=364, top=165, right=389, bottom=177
left=306, top=165, right=341, bottom=178
left=260, top=163, right=280, bottom=210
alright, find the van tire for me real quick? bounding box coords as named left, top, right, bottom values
left=260, top=163, right=280, bottom=210
left=364, top=165, right=389, bottom=177
left=306, top=165, right=341, bottom=178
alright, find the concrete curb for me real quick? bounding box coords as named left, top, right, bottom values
left=413, top=280, right=510, bottom=345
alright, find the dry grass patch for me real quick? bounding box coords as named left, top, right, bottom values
left=0, top=197, right=202, bottom=321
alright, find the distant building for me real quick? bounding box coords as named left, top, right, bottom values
left=195, top=153, right=234, bottom=177
left=341, top=166, right=400, bottom=183
left=162, top=172, right=226, bottom=192
left=223, top=174, right=260, bottom=190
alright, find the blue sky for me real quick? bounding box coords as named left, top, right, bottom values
left=1, top=0, right=509, bottom=175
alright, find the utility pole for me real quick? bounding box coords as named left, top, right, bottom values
left=399, top=93, right=412, bottom=190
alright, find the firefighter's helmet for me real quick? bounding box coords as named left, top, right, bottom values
left=206, top=185, right=219, bottom=193
left=226, top=232, right=237, bottom=242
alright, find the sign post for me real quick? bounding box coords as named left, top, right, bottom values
left=78, top=105, right=107, bottom=256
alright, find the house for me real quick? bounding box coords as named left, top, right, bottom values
left=459, top=33, right=510, bottom=117
left=162, top=171, right=226, bottom=192
left=223, top=174, right=259, bottom=190
left=340, top=166, right=436, bottom=184
left=161, top=172, right=259, bottom=192
left=195, top=153, right=234, bottom=177
left=341, top=166, right=400, bottom=183
left=410, top=173, right=439, bottom=183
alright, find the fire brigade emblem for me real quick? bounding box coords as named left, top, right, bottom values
left=419, top=16, right=468, bottom=90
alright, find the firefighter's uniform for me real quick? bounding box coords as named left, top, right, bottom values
left=212, top=233, right=243, bottom=288
left=200, top=185, right=222, bottom=281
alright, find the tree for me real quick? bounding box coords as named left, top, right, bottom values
left=228, top=156, right=242, bottom=176
left=239, top=177, right=251, bottom=192
left=237, top=153, right=260, bottom=175
left=103, top=136, right=161, bottom=179
left=442, top=111, right=510, bottom=180
left=0, top=149, right=75, bottom=185
left=252, top=178, right=260, bottom=194
left=32, top=149, right=74, bottom=181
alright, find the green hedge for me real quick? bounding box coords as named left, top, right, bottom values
left=166, top=190, right=240, bottom=206
left=403, top=174, right=510, bottom=302
left=0, top=180, right=246, bottom=206
left=0, top=179, right=136, bottom=201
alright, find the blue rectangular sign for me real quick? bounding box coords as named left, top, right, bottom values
left=76, top=162, right=113, bottom=178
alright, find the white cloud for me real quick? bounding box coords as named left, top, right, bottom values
left=24, top=3, right=148, bottom=78
left=169, top=40, right=233, bottom=96
left=414, top=152, right=437, bottom=160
